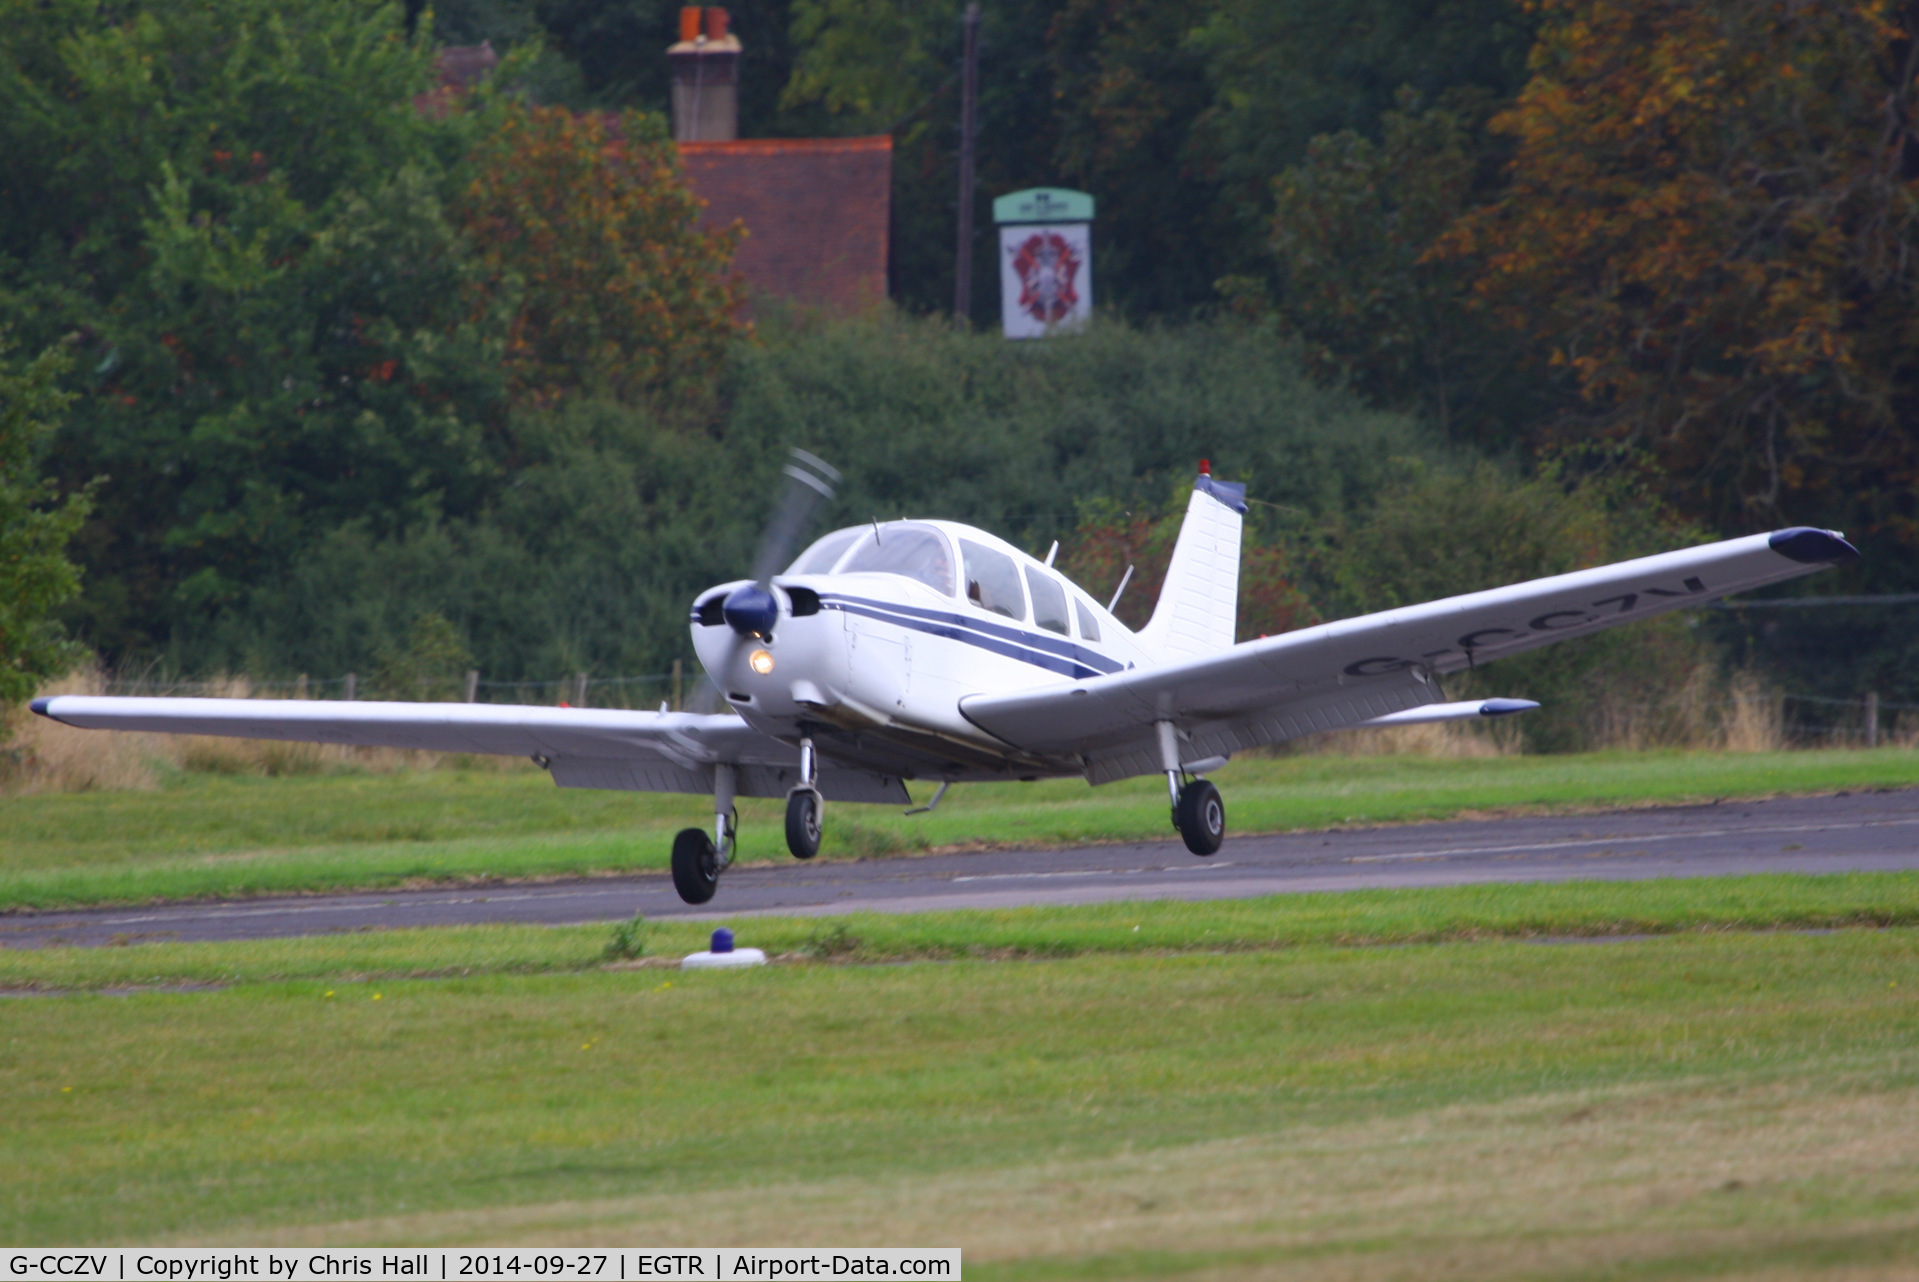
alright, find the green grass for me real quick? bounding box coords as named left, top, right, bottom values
left=1, top=747, right=1916, bottom=910
left=6, top=871, right=1919, bottom=990
left=3, top=923, right=1917, bottom=1277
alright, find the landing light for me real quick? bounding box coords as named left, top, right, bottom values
left=749, top=648, right=775, bottom=675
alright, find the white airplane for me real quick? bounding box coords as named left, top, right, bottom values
left=33, top=453, right=1857, bottom=905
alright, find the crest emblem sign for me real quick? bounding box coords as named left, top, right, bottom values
left=995, top=188, right=1094, bottom=339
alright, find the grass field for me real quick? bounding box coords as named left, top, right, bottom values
left=5, top=872, right=1919, bottom=990
left=2, top=746, right=1917, bottom=910
left=2, top=885, right=1915, bottom=1276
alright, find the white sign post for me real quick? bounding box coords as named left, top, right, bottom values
left=994, top=189, right=1094, bottom=339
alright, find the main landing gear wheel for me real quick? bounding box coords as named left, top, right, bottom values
left=785, top=788, right=823, bottom=860
left=671, top=827, right=720, bottom=904
left=1175, top=778, right=1225, bottom=856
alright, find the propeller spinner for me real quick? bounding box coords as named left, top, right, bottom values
left=690, top=449, right=842, bottom=706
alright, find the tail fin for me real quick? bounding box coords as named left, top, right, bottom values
left=1136, top=469, right=1246, bottom=664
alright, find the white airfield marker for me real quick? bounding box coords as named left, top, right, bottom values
left=681, top=928, right=767, bottom=969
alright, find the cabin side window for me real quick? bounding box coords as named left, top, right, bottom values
left=838, top=524, right=956, bottom=595
left=1075, top=597, right=1101, bottom=642
left=961, top=540, right=1027, bottom=621
left=1025, top=566, right=1070, bottom=635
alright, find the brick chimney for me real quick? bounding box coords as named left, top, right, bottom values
left=669, top=7, right=740, bottom=143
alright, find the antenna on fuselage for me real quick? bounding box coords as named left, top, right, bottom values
left=1044, top=540, right=1058, bottom=567
left=1107, top=564, right=1134, bottom=613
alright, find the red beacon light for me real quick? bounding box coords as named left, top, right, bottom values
left=1198, top=458, right=1211, bottom=476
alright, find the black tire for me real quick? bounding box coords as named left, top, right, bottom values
left=1175, top=778, right=1225, bottom=856
left=785, top=789, right=823, bottom=860
left=671, top=826, right=719, bottom=904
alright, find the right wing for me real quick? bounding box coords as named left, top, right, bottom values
left=30, top=697, right=908, bottom=803
left=961, top=526, right=1856, bottom=783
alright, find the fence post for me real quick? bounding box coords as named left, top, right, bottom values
left=672, top=659, right=683, bottom=712
left=464, top=669, right=479, bottom=704
left=295, top=673, right=308, bottom=700
left=575, top=672, right=589, bottom=708
left=343, top=672, right=357, bottom=702
left=1867, top=691, right=1880, bottom=748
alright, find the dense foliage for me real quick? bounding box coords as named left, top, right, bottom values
left=4, top=0, right=1915, bottom=742
left=457, top=104, right=744, bottom=406
left=0, top=344, right=92, bottom=705
left=0, top=0, right=742, bottom=674
left=199, top=316, right=1435, bottom=681
left=1450, top=0, right=1919, bottom=542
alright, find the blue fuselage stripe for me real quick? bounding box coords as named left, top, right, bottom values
left=827, top=592, right=1124, bottom=667
left=824, top=594, right=1123, bottom=681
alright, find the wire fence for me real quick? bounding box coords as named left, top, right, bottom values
left=85, top=671, right=1918, bottom=747
left=95, top=667, right=693, bottom=711
left=1707, top=593, right=1919, bottom=608
left=78, top=596, right=1919, bottom=742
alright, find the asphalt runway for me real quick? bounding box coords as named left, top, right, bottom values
left=6, top=789, right=1919, bottom=949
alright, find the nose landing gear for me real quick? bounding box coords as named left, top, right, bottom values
left=785, top=736, right=823, bottom=860
left=669, top=744, right=829, bottom=905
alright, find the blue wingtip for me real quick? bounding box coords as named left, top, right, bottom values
left=1196, top=474, right=1249, bottom=515
left=1478, top=698, right=1540, bottom=717
left=29, top=697, right=52, bottom=718
left=1769, top=527, right=1860, bottom=565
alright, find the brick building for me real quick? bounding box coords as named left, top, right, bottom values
left=667, top=7, right=890, bottom=317
left=430, top=9, right=892, bottom=318
left=679, top=136, right=892, bottom=316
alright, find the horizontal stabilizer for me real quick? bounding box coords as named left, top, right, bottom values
left=1356, top=698, right=1539, bottom=728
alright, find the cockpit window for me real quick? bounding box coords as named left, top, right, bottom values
left=1025, top=566, right=1070, bottom=635
left=839, top=523, right=956, bottom=596
left=961, top=540, right=1026, bottom=620
left=786, top=528, right=862, bottom=576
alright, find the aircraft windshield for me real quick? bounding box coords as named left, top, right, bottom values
left=839, top=523, right=956, bottom=596
left=786, top=528, right=863, bottom=576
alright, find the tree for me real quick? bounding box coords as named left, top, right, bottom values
left=0, top=343, right=93, bottom=706
left=1266, top=89, right=1540, bottom=441
left=1317, top=461, right=1714, bottom=751
left=0, top=0, right=503, bottom=656
left=1191, top=0, right=1539, bottom=285
left=1445, top=0, right=1919, bottom=540
left=372, top=609, right=474, bottom=699
left=1045, top=0, right=1241, bottom=316
left=1, top=0, right=747, bottom=663
left=1057, top=495, right=1315, bottom=639
left=454, top=103, right=746, bottom=408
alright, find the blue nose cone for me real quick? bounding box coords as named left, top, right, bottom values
left=722, top=585, right=780, bottom=637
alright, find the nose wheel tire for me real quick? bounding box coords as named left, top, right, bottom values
left=1175, top=779, right=1225, bottom=856
left=671, top=827, right=720, bottom=903
left=785, top=788, right=823, bottom=860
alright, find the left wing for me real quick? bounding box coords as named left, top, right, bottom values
left=29, top=697, right=908, bottom=803
left=960, top=527, right=1856, bottom=783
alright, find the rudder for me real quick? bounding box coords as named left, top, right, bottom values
left=1136, top=466, right=1245, bottom=664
